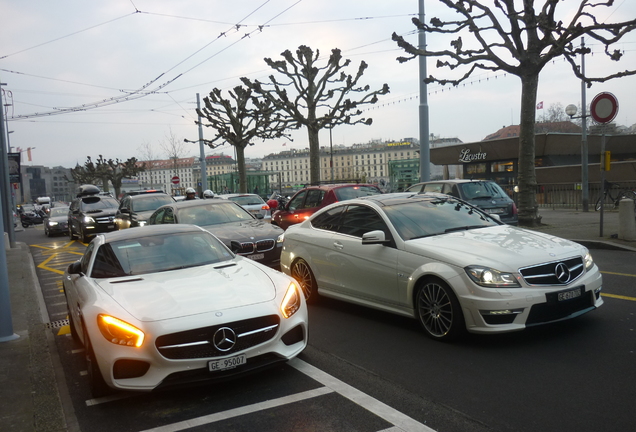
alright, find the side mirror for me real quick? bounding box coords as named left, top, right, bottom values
left=361, top=230, right=391, bottom=245
left=67, top=260, right=82, bottom=275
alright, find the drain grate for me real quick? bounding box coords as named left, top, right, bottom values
left=46, top=319, right=69, bottom=329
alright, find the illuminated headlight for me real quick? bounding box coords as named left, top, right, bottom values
left=584, top=251, right=594, bottom=270
left=48, top=221, right=59, bottom=226
left=138, top=220, right=147, bottom=227
left=83, top=216, right=95, bottom=224
left=280, top=283, right=301, bottom=318
left=465, top=265, right=520, bottom=288
left=97, top=314, right=145, bottom=347
left=277, top=233, right=284, bottom=244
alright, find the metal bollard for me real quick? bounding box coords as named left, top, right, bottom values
left=618, top=198, right=636, bottom=241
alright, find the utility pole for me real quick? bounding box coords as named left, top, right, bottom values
left=196, top=93, right=207, bottom=194
left=580, top=38, right=589, bottom=212
left=418, top=0, right=430, bottom=182
left=1, top=82, right=16, bottom=247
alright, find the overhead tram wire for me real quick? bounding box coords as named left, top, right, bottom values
left=6, top=0, right=301, bottom=121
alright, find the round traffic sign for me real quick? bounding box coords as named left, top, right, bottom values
left=590, top=92, right=619, bottom=124
left=171, top=175, right=180, bottom=185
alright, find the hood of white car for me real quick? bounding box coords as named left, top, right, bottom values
left=96, top=260, right=276, bottom=322
left=404, top=225, right=585, bottom=271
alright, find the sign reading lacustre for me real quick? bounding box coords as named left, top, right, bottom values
left=458, top=148, right=487, bottom=163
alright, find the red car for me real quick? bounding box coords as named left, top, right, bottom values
left=270, top=183, right=382, bottom=230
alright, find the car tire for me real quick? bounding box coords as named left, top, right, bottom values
left=83, top=324, right=114, bottom=398
left=291, top=259, right=318, bottom=303
left=80, top=228, right=90, bottom=244
left=67, top=308, right=81, bottom=345
left=69, top=224, right=76, bottom=240
left=44, top=225, right=50, bottom=237
left=415, top=278, right=465, bottom=341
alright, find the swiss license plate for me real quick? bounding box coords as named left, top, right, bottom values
left=557, top=287, right=583, bottom=302
left=485, top=208, right=505, bottom=214
left=107, top=225, right=115, bottom=229
left=247, top=253, right=264, bottom=260
left=209, top=354, right=246, bottom=372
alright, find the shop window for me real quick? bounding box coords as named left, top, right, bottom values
left=466, top=163, right=486, bottom=175
left=491, top=161, right=515, bottom=173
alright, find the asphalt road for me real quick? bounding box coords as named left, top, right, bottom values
left=17, top=225, right=636, bottom=432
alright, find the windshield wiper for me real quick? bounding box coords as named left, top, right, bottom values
left=444, top=225, right=487, bottom=233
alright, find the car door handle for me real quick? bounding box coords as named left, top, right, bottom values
left=333, top=241, right=344, bottom=250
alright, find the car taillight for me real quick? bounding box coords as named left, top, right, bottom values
left=262, top=205, right=270, bottom=210
left=512, top=203, right=518, bottom=215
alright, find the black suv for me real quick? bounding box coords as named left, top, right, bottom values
left=116, top=190, right=175, bottom=229
left=405, top=179, right=518, bottom=225
left=68, top=185, right=119, bottom=242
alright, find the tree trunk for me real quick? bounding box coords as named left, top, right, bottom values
left=307, top=125, right=320, bottom=184
left=517, top=74, right=542, bottom=227
left=236, top=145, right=247, bottom=193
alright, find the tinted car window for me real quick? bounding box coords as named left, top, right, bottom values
left=311, top=206, right=345, bottom=232
left=384, top=198, right=496, bottom=241
left=132, top=195, right=175, bottom=212
left=287, top=190, right=307, bottom=211
left=458, top=181, right=508, bottom=200
left=334, top=186, right=381, bottom=201
left=303, top=190, right=325, bottom=209
left=338, top=205, right=389, bottom=238
left=81, top=196, right=119, bottom=211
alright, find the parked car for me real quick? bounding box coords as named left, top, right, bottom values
left=44, top=206, right=70, bottom=236
left=405, top=179, right=518, bottom=225
left=280, top=193, right=603, bottom=341
left=115, top=191, right=175, bottom=229
left=271, top=183, right=382, bottom=230
left=148, top=200, right=284, bottom=269
left=216, top=193, right=271, bottom=221
left=68, top=185, right=119, bottom=243
left=63, top=224, right=307, bottom=397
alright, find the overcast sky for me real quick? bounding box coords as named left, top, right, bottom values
left=2, top=0, right=635, bottom=169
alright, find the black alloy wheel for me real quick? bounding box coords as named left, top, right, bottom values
left=291, top=259, right=318, bottom=303
left=415, top=278, right=465, bottom=341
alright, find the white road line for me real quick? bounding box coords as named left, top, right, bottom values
left=137, top=387, right=334, bottom=432
left=289, top=358, right=436, bottom=432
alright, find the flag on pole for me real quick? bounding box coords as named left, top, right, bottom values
left=536, top=101, right=544, bottom=110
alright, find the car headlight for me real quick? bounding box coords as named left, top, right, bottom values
left=465, top=265, right=520, bottom=288
left=97, top=314, right=145, bottom=347
left=83, top=216, right=95, bottom=224
left=280, top=282, right=301, bottom=318
left=584, top=251, right=594, bottom=270
left=48, top=221, right=59, bottom=226
left=138, top=220, right=147, bottom=227
left=277, top=233, right=284, bottom=244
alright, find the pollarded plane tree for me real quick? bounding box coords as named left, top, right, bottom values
left=392, top=0, right=636, bottom=226
left=242, top=45, right=390, bottom=185
left=197, top=86, right=290, bottom=194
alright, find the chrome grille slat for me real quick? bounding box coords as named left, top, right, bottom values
left=519, top=256, right=584, bottom=286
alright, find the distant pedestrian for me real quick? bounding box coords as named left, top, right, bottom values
left=223, top=186, right=229, bottom=194
left=253, top=186, right=259, bottom=195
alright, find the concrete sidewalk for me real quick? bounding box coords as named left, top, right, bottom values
left=0, top=208, right=634, bottom=432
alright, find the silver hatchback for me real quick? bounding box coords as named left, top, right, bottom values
left=216, top=193, right=271, bottom=221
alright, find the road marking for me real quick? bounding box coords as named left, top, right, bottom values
left=290, top=358, right=435, bottom=432
left=601, top=270, right=636, bottom=278
left=602, top=293, right=636, bottom=302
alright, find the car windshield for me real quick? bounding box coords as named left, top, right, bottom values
left=81, top=197, right=119, bottom=211
left=179, top=202, right=254, bottom=226
left=227, top=195, right=265, bottom=206
left=383, top=197, right=498, bottom=241
left=132, top=195, right=175, bottom=212
left=90, top=232, right=233, bottom=277
left=459, top=182, right=508, bottom=200
left=49, top=207, right=69, bottom=217
left=334, top=186, right=381, bottom=201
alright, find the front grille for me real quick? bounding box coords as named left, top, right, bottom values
left=155, top=315, right=280, bottom=360
left=95, top=215, right=115, bottom=224
left=236, top=239, right=276, bottom=255
left=519, top=257, right=584, bottom=286
left=526, top=291, right=596, bottom=325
